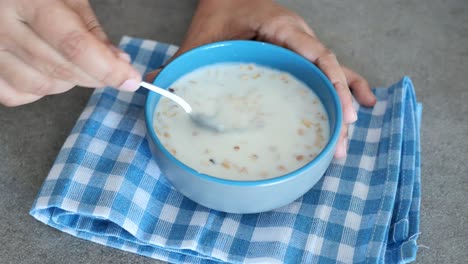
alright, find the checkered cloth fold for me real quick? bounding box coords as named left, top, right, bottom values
left=30, top=36, right=422, bottom=264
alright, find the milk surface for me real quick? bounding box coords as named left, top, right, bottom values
left=154, top=63, right=329, bottom=181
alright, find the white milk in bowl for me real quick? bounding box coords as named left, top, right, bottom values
left=153, top=63, right=330, bottom=181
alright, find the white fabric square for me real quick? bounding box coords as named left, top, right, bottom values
left=63, top=133, right=79, bottom=148
left=322, top=176, right=340, bottom=193
left=141, top=40, right=156, bottom=50
left=132, top=119, right=146, bottom=137
left=88, top=138, right=108, bottom=156
left=79, top=106, right=94, bottom=121
left=246, top=257, right=282, bottom=264
left=166, top=45, right=179, bottom=57
left=372, top=100, right=387, bottom=116
left=103, top=175, right=124, bottom=192
left=212, top=248, right=230, bottom=263
left=101, top=111, right=121, bottom=129
left=35, top=196, right=51, bottom=207
left=359, top=155, right=376, bottom=171
left=251, top=226, right=293, bottom=244
left=47, top=163, right=64, bottom=180
left=308, top=235, right=324, bottom=255
left=62, top=198, right=80, bottom=212
left=120, top=36, right=131, bottom=46
left=365, top=128, right=382, bottom=143
left=344, top=211, right=362, bottom=231
left=315, top=205, right=332, bottom=222
left=352, top=182, right=369, bottom=201
left=145, top=161, right=161, bottom=179
left=219, top=217, right=241, bottom=237
left=132, top=188, right=151, bottom=209
left=92, top=205, right=111, bottom=218
left=337, top=243, right=354, bottom=263
left=123, top=218, right=139, bottom=234
left=117, top=147, right=136, bottom=163
left=150, top=233, right=169, bottom=244
left=180, top=239, right=197, bottom=250
left=189, top=211, right=208, bottom=227
left=159, top=203, right=179, bottom=223
left=73, top=167, right=94, bottom=185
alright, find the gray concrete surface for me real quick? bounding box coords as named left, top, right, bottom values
left=0, top=0, right=466, bottom=263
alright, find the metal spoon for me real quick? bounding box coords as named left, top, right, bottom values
left=140, top=82, right=225, bottom=132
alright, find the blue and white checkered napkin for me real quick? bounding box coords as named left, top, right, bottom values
left=30, top=36, right=422, bottom=264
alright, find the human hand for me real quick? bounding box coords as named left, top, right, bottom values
left=0, top=0, right=141, bottom=107
left=147, top=0, right=376, bottom=158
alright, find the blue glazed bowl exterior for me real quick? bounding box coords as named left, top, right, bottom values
left=145, top=40, right=342, bottom=214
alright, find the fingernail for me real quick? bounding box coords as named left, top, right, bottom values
left=109, top=44, right=120, bottom=54
left=109, top=44, right=131, bottom=63
left=334, top=138, right=347, bottom=159
left=345, top=109, right=358, bottom=124
left=334, top=82, right=358, bottom=124
left=118, top=52, right=131, bottom=63
left=118, top=79, right=140, bottom=92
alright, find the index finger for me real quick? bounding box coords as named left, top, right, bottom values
left=22, top=0, right=140, bottom=90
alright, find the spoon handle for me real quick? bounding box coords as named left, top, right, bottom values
left=140, top=82, right=192, bottom=113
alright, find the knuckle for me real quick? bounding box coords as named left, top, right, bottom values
left=11, top=0, right=30, bottom=22
left=97, top=63, right=118, bottom=85
left=322, top=49, right=336, bottom=60
left=275, top=23, right=292, bottom=39
left=86, top=19, right=102, bottom=33
left=315, top=48, right=337, bottom=65
left=67, top=0, right=82, bottom=5
left=34, top=77, right=54, bottom=95
left=289, top=13, right=306, bottom=24
left=68, top=0, right=90, bottom=7
left=45, top=63, right=75, bottom=80
left=314, top=42, right=326, bottom=52
left=324, top=49, right=336, bottom=58
left=262, top=15, right=295, bottom=35
left=58, top=31, right=88, bottom=60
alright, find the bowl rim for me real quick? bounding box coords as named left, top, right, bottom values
left=145, top=40, right=342, bottom=187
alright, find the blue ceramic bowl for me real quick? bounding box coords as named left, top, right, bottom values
left=145, top=40, right=342, bottom=214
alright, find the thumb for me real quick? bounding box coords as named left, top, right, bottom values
left=66, top=0, right=109, bottom=44
left=67, top=0, right=131, bottom=63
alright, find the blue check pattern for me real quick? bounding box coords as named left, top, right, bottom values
left=30, top=36, right=422, bottom=264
